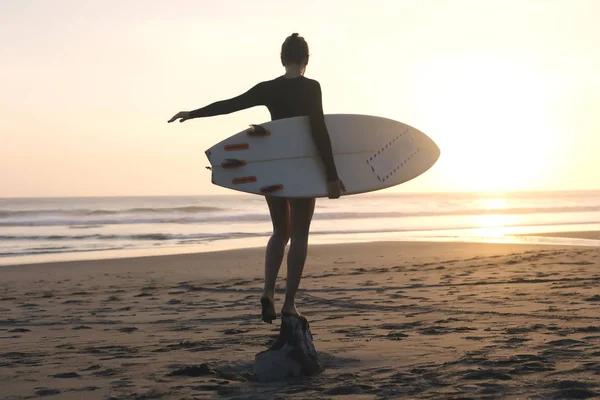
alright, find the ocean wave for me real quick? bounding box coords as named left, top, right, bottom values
left=0, top=232, right=267, bottom=242
left=69, top=225, right=104, bottom=229
left=0, top=246, right=124, bottom=258
left=0, top=206, right=223, bottom=219
left=1, top=205, right=600, bottom=227
left=2, top=220, right=599, bottom=243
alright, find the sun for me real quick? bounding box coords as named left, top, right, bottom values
left=413, top=54, right=561, bottom=192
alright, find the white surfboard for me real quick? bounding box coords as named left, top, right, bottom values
left=205, top=114, right=440, bottom=198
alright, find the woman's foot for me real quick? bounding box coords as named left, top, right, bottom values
left=260, top=296, right=277, bottom=323
left=281, top=303, right=301, bottom=318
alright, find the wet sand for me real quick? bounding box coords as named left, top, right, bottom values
left=521, top=231, right=600, bottom=241
left=1, top=240, right=599, bottom=399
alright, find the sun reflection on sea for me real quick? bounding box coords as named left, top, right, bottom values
left=476, top=196, right=508, bottom=210
left=473, top=197, right=513, bottom=237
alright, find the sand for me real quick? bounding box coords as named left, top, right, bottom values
left=1, top=239, right=599, bottom=399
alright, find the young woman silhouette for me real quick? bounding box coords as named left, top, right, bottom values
left=169, top=33, right=345, bottom=323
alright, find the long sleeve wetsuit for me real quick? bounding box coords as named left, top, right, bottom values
left=188, top=76, right=339, bottom=182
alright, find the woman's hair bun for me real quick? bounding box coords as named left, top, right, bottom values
left=281, top=33, right=309, bottom=65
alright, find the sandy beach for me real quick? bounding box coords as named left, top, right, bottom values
left=1, top=238, right=599, bottom=399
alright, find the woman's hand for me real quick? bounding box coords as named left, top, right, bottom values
left=327, top=179, right=346, bottom=199
left=168, top=111, right=191, bottom=123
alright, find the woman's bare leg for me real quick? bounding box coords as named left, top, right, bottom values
left=282, top=198, right=316, bottom=317
left=262, top=196, right=290, bottom=303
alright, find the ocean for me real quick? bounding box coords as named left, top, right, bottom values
left=1, top=191, right=600, bottom=265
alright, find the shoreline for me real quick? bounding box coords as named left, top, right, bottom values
left=516, top=230, right=600, bottom=241
left=2, top=229, right=600, bottom=268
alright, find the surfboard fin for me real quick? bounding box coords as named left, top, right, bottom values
left=260, top=184, right=284, bottom=194
left=248, top=124, right=270, bottom=136
left=224, top=143, right=249, bottom=151
left=221, top=159, right=247, bottom=169
left=232, top=176, right=257, bottom=184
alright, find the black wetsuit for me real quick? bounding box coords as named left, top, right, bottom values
left=189, top=76, right=339, bottom=182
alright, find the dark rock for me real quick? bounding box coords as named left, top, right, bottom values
left=254, top=315, right=324, bottom=382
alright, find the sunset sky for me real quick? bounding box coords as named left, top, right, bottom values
left=1, top=0, right=599, bottom=197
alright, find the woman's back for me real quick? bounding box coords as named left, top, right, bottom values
left=259, top=76, right=321, bottom=121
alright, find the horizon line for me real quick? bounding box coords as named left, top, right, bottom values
left=2, top=188, right=600, bottom=200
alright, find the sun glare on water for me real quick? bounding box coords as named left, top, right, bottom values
left=477, top=197, right=507, bottom=211
left=473, top=197, right=515, bottom=237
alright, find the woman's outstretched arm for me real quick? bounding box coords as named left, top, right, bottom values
left=168, top=83, right=266, bottom=123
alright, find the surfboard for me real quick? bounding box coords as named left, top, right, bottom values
left=205, top=114, right=440, bottom=198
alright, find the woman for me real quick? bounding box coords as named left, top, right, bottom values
left=168, top=33, right=344, bottom=323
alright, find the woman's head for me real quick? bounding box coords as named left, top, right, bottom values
left=281, top=33, right=309, bottom=70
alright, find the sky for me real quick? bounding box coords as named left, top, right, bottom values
left=1, top=0, right=599, bottom=197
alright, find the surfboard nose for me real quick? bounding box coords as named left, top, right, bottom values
left=428, top=134, right=441, bottom=161
left=418, top=130, right=440, bottom=161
